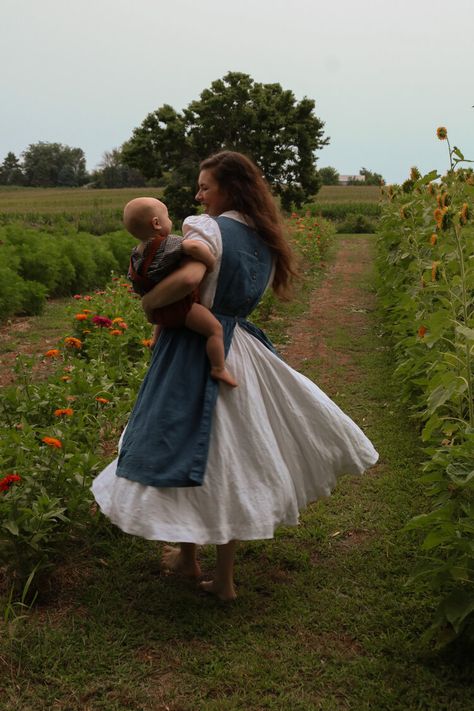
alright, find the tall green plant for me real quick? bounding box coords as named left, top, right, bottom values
left=377, top=128, right=474, bottom=645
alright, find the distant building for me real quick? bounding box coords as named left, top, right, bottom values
left=338, top=174, right=366, bottom=186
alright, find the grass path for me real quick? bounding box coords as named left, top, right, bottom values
left=2, top=235, right=473, bottom=710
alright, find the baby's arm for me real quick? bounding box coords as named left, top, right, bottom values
left=182, top=239, right=216, bottom=271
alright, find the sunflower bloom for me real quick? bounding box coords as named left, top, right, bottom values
left=42, top=436, right=63, bottom=449
left=460, top=203, right=469, bottom=225
left=45, top=349, right=61, bottom=358
left=436, top=126, right=448, bottom=140
left=54, top=408, right=74, bottom=417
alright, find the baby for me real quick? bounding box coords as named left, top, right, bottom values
left=125, top=197, right=237, bottom=388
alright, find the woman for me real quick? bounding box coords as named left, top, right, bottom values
left=92, top=151, right=378, bottom=601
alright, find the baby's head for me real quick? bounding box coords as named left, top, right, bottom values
left=123, top=197, right=172, bottom=241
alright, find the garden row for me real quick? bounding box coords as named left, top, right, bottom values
left=0, top=214, right=335, bottom=598
left=376, top=159, right=474, bottom=644
left=0, top=223, right=135, bottom=321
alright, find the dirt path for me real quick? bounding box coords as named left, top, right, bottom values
left=281, top=235, right=375, bottom=394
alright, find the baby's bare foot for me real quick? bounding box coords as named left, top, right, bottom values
left=210, top=367, right=238, bottom=388
left=161, top=545, right=201, bottom=578
left=199, top=579, right=237, bottom=601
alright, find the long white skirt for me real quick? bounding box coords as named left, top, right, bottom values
left=92, top=326, right=378, bottom=544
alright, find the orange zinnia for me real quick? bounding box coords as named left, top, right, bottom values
left=75, top=313, right=88, bottom=321
left=430, top=234, right=437, bottom=246
left=109, top=329, right=122, bottom=336
left=95, top=397, right=110, bottom=404
left=45, top=349, right=61, bottom=357
left=418, top=325, right=427, bottom=338
left=42, top=436, right=63, bottom=448
left=54, top=408, right=74, bottom=417
left=142, top=339, right=152, bottom=347
left=64, top=337, right=83, bottom=349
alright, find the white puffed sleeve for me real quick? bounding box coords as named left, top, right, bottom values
left=182, top=214, right=222, bottom=309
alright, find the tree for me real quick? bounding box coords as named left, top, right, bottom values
left=22, top=142, right=88, bottom=187
left=122, top=72, right=329, bottom=217
left=355, top=167, right=384, bottom=186
left=319, top=166, right=340, bottom=185
left=0, top=152, right=24, bottom=185
left=91, top=148, right=146, bottom=188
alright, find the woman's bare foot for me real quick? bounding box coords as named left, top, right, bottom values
left=161, top=545, right=201, bottom=577
left=210, top=367, right=238, bottom=388
left=199, top=579, right=237, bottom=601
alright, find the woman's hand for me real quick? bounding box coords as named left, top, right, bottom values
left=141, top=259, right=207, bottom=322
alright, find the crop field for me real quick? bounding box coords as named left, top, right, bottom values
left=317, top=185, right=383, bottom=202
left=0, top=186, right=161, bottom=215
left=0, top=184, right=382, bottom=218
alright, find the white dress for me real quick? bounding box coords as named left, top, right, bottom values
left=92, top=212, right=379, bottom=544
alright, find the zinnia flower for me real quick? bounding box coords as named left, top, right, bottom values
left=42, top=436, right=63, bottom=449
left=45, top=349, right=61, bottom=357
left=83, top=295, right=92, bottom=301
left=82, top=309, right=92, bottom=314
left=142, top=339, right=152, bottom=347
left=64, top=337, right=83, bottom=349
left=109, top=329, right=122, bottom=336
left=0, top=474, right=21, bottom=492
left=436, top=127, right=448, bottom=140
left=54, top=408, right=74, bottom=417
left=92, top=316, right=113, bottom=328
left=73, top=294, right=82, bottom=300
left=418, top=325, right=427, bottom=338
left=75, top=313, right=88, bottom=321
left=95, top=397, right=110, bottom=404
left=60, top=375, right=71, bottom=382
left=431, top=261, right=439, bottom=281
left=430, top=234, right=437, bottom=246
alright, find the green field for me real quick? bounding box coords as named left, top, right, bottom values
left=0, top=185, right=382, bottom=216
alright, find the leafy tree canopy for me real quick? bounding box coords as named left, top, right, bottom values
left=122, top=72, right=329, bottom=217
left=0, top=152, right=24, bottom=186
left=91, top=148, right=146, bottom=189
left=22, top=142, right=89, bottom=187
left=355, top=167, right=385, bottom=186
left=319, top=166, right=340, bottom=185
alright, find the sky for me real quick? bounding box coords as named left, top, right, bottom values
left=1, top=0, right=473, bottom=184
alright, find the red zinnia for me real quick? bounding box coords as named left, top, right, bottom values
left=92, top=316, right=113, bottom=328
left=0, top=474, right=21, bottom=492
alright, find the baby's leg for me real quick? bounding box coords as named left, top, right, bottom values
left=185, top=304, right=238, bottom=387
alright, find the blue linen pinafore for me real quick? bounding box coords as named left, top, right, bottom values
left=115, top=216, right=275, bottom=488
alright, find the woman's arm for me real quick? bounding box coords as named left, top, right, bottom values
left=141, top=259, right=207, bottom=322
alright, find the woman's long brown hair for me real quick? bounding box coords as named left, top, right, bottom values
left=199, top=151, right=297, bottom=300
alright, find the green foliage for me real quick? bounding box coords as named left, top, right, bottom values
left=319, top=165, right=340, bottom=185
left=0, top=216, right=332, bottom=595
left=0, top=224, right=135, bottom=321
left=91, top=148, right=146, bottom=188
left=21, top=142, right=89, bottom=188
left=123, top=71, right=328, bottom=218
left=337, top=212, right=377, bottom=233
left=0, top=152, right=24, bottom=186
left=377, top=158, right=474, bottom=644
left=349, top=167, right=385, bottom=186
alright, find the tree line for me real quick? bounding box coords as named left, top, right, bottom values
left=1, top=72, right=384, bottom=216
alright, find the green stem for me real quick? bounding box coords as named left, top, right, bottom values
left=452, top=223, right=474, bottom=427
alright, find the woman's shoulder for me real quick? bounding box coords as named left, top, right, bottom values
left=182, top=214, right=222, bottom=257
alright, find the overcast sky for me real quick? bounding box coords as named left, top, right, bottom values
left=1, top=0, right=473, bottom=183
